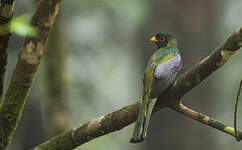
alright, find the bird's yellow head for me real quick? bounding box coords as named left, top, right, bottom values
left=150, top=32, right=177, bottom=48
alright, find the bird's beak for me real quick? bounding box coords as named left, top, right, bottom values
left=150, top=36, right=158, bottom=42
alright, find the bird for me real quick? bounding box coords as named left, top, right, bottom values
left=130, top=32, right=182, bottom=143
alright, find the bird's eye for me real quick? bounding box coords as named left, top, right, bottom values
left=160, top=37, right=166, bottom=42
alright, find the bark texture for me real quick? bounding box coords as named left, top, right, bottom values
left=0, top=0, right=16, bottom=99
left=0, top=0, right=61, bottom=149
left=33, top=27, right=242, bottom=150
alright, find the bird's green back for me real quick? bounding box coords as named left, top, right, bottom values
left=144, top=48, right=179, bottom=96
left=148, top=48, right=179, bottom=65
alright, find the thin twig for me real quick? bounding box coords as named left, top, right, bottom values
left=170, top=102, right=242, bottom=141
left=234, top=80, right=242, bottom=141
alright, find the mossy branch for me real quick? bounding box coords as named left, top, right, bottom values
left=33, top=27, right=242, bottom=150
left=0, top=0, right=16, bottom=99
left=0, top=0, right=62, bottom=149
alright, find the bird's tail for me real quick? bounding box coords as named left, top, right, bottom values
left=130, top=95, right=156, bottom=143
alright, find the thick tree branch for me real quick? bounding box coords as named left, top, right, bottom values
left=0, top=0, right=16, bottom=99
left=0, top=0, right=61, bottom=149
left=33, top=27, right=242, bottom=150
left=170, top=102, right=242, bottom=141
left=32, top=102, right=142, bottom=150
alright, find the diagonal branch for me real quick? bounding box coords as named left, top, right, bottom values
left=33, top=27, right=242, bottom=150
left=234, top=80, right=242, bottom=141
left=0, top=0, right=16, bottom=99
left=0, top=0, right=62, bottom=149
left=170, top=102, right=242, bottom=141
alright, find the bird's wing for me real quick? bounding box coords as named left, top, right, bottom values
left=150, top=54, right=181, bottom=98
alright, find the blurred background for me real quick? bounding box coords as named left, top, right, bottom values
left=4, top=0, right=242, bottom=149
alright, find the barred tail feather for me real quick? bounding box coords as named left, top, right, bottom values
left=130, top=96, right=156, bottom=143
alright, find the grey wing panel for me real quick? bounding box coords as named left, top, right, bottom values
left=150, top=55, right=181, bottom=98
left=154, top=55, right=181, bottom=79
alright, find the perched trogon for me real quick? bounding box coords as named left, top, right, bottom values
left=130, top=32, right=182, bottom=143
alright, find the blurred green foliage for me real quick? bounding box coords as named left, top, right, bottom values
left=0, top=14, right=37, bottom=37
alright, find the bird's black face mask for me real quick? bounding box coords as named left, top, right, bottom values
left=155, top=33, right=169, bottom=48
left=150, top=33, right=169, bottom=48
